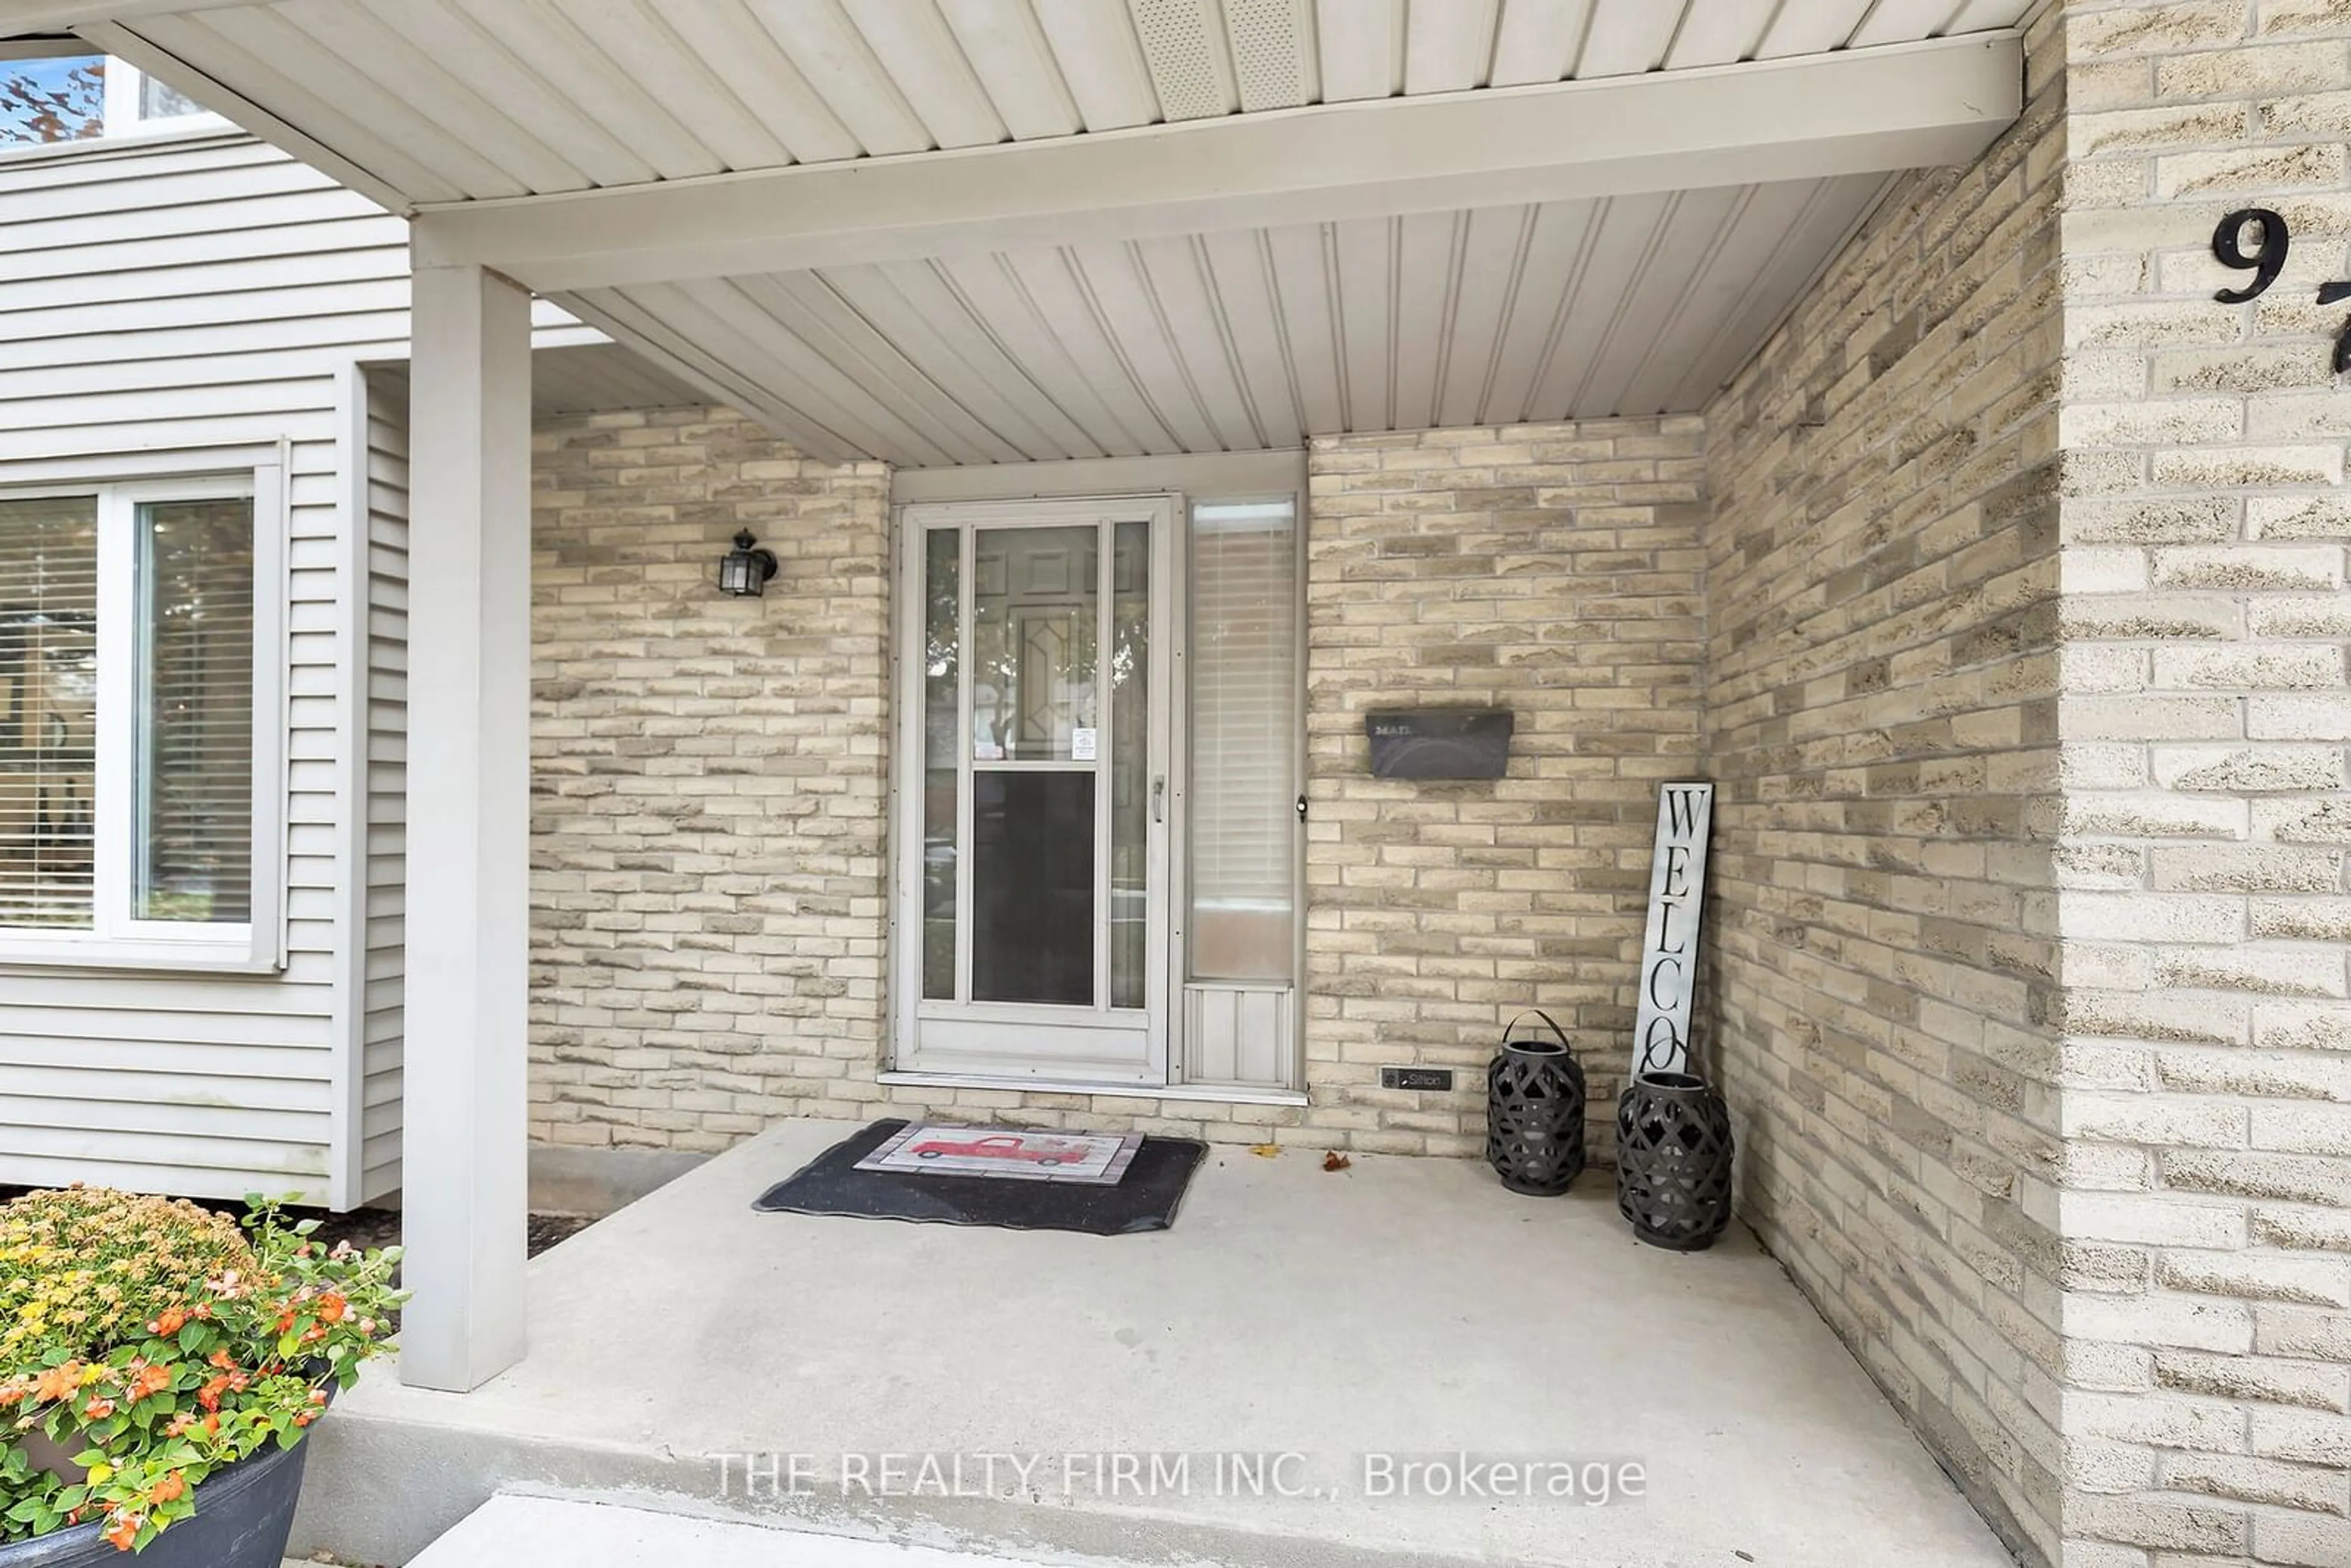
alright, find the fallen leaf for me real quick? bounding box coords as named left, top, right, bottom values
left=1250, top=1143, right=1281, bottom=1158
left=1322, top=1151, right=1352, bottom=1172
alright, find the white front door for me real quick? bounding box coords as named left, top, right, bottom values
left=891, top=497, right=1177, bottom=1085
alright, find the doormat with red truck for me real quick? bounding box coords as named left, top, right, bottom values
left=857, top=1122, right=1142, bottom=1184
left=751, top=1119, right=1204, bottom=1235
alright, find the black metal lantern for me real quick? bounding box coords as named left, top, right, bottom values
left=1485, top=1011, right=1587, bottom=1196
left=718, top=529, right=778, bottom=597
left=1615, top=1071, right=1736, bottom=1250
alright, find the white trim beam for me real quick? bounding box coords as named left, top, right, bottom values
left=415, top=32, right=2020, bottom=291
left=327, top=362, right=371, bottom=1215
left=890, top=448, right=1306, bottom=506
left=400, top=258, right=533, bottom=1393
left=0, top=34, right=89, bottom=59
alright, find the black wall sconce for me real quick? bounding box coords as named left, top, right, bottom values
left=718, top=529, right=778, bottom=597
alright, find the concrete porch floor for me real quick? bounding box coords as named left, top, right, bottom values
left=290, top=1116, right=2016, bottom=1568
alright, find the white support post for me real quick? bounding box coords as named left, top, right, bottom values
left=400, top=258, right=533, bottom=1392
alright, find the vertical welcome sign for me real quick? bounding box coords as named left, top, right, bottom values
left=1631, top=782, right=1714, bottom=1079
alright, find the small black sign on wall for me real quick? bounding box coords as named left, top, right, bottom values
left=1364, top=709, right=1513, bottom=780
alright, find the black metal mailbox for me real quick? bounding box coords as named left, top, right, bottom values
left=1364, top=708, right=1513, bottom=780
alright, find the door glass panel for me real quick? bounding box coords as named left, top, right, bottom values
left=972, top=771, right=1095, bottom=1005
left=971, top=527, right=1098, bottom=763
left=1109, top=520, right=1149, bottom=1009
left=1188, top=499, right=1299, bottom=982
left=920, top=529, right=959, bottom=1000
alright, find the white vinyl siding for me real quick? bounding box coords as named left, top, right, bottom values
left=0, top=132, right=409, bottom=1205
left=356, top=371, right=407, bottom=1203
left=0, top=129, right=688, bottom=1204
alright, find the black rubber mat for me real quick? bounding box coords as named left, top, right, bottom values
left=751, top=1119, right=1206, bottom=1236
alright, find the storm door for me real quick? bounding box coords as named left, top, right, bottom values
left=893, top=498, right=1175, bottom=1084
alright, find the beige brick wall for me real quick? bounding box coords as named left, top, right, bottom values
left=2055, top=3, right=2351, bottom=1564
left=529, top=408, right=892, bottom=1153
left=1700, top=6, right=2071, bottom=1561
left=1697, top=4, right=2351, bottom=1563
left=527, top=410, right=1708, bottom=1160
left=1304, top=421, right=1708, bottom=1160
left=528, top=409, right=1309, bottom=1152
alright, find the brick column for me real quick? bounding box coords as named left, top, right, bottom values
left=2056, top=2, right=2351, bottom=1564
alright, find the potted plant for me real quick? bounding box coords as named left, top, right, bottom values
left=0, top=1186, right=402, bottom=1561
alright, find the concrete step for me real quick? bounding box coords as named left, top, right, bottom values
left=393, top=1495, right=1104, bottom=1567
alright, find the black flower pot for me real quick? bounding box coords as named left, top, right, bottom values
left=1616, top=1071, right=1736, bottom=1251
left=0, top=1431, right=313, bottom=1567
left=1485, top=1012, right=1587, bottom=1196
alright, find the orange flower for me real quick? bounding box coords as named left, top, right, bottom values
left=317, top=1292, right=348, bottom=1323
left=32, top=1362, right=82, bottom=1404
left=103, top=1515, right=138, bottom=1551
left=207, top=1349, right=238, bottom=1371
left=150, top=1308, right=186, bottom=1337
left=129, top=1364, right=173, bottom=1401
left=81, top=1395, right=114, bottom=1421
left=148, top=1472, right=184, bottom=1506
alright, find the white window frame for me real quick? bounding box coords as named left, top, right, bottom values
left=100, top=59, right=227, bottom=140
left=0, top=463, right=285, bottom=972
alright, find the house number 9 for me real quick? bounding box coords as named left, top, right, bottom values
left=2213, top=206, right=2351, bottom=375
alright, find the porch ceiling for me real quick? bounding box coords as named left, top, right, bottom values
left=371, top=340, right=712, bottom=420
left=564, top=178, right=1885, bottom=467
left=56, top=1, right=2033, bottom=200
left=42, top=1, right=2031, bottom=466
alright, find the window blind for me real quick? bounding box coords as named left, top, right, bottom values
left=135, top=498, right=254, bottom=925
left=1188, top=500, right=1298, bottom=983
left=0, top=497, right=99, bottom=928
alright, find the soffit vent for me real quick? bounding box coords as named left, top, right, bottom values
left=1129, top=0, right=1240, bottom=121
left=1223, top=0, right=1316, bottom=111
